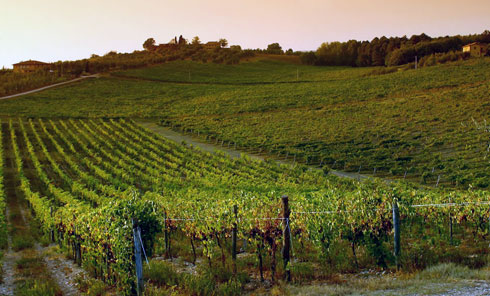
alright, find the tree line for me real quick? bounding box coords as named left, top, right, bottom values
left=301, top=31, right=490, bottom=67
left=1, top=34, right=256, bottom=97
left=142, top=35, right=255, bottom=65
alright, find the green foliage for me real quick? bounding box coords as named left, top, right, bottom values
left=0, top=121, right=7, bottom=249
left=418, top=50, right=470, bottom=67
left=307, top=31, right=490, bottom=67
left=266, top=43, right=283, bottom=55
left=11, top=234, right=35, bottom=251
left=1, top=58, right=488, bottom=188
left=300, top=51, right=317, bottom=65
left=9, top=119, right=162, bottom=293
left=0, top=69, right=70, bottom=97
left=75, top=274, right=109, bottom=296
left=2, top=92, right=489, bottom=294
left=143, top=38, right=156, bottom=51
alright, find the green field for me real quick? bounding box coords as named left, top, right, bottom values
left=0, top=56, right=490, bottom=294
left=1, top=58, right=488, bottom=188
left=1, top=118, right=489, bottom=295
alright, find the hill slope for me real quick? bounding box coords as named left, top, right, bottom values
left=0, top=58, right=488, bottom=187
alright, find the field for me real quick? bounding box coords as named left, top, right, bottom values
left=0, top=58, right=488, bottom=188
left=0, top=57, right=489, bottom=295
left=0, top=116, right=487, bottom=294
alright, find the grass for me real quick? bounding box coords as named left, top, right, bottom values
left=143, top=259, right=247, bottom=296
left=112, top=59, right=366, bottom=84
left=286, top=263, right=490, bottom=296
left=11, top=234, right=35, bottom=251
left=74, top=274, right=110, bottom=296
left=13, top=252, right=62, bottom=296
left=14, top=279, right=62, bottom=296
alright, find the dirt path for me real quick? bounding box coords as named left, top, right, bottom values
left=35, top=243, right=86, bottom=296
left=136, top=120, right=368, bottom=181
left=434, top=281, right=490, bottom=296
left=0, top=74, right=99, bottom=100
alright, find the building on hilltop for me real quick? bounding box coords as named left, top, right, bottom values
left=463, top=42, right=485, bottom=57
left=13, top=60, right=51, bottom=73
left=204, top=41, right=221, bottom=49
left=155, top=43, right=178, bottom=50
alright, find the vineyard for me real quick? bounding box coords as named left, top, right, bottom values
left=0, top=117, right=489, bottom=294
left=0, top=57, right=488, bottom=188
left=0, top=121, right=7, bottom=249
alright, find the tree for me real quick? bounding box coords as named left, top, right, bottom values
left=300, top=52, right=317, bottom=65
left=266, top=43, right=283, bottom=54
left=219, top=38, right=228, bottom=48
left=143, top=38, right=156, bottom=51
left=192, top=36, right=201, bottom=45
left=178, top=35, right=187, bottom=45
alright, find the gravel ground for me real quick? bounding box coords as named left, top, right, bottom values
left=432, top=280, right=490, bottom=296
left=36, top=244, right=86, bottom=296
left=18, top=207, right=85, bottom=296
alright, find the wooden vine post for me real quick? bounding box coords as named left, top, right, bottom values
left=132, top=219, right=144, bottom=296
left=232, top=205, right=238, bottom=276
left=393, top=199, right=401, bottom=270
left=282, top=195, right=291, bottom=282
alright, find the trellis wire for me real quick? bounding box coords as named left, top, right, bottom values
left=163, top=201, right=490, bottom=221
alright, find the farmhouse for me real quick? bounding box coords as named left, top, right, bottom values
left=463, top=42, right=485, bottom=57
left=13, top=60, right=51, bottom=73
left=204, top=41, right=221, bottom=49
left=155, top=43, right=178, bottom=50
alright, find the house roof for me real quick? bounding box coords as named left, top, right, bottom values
left=13, top=60, right=50, bottom=66
left=463, top=42, right=485, bottom=47
left=205, top=41, right=220, bottom=45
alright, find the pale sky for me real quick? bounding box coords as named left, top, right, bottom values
left=1, top=0, right=489, bottom=68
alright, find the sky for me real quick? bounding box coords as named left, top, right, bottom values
left=1, top=0, right=490, bottom=68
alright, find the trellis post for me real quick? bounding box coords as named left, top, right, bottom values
left=132, top=219, right=144, bottom=295
left=393, top=199, right=401, bottom=270
left=282, top=195, right=291, bottom=282
left=232, top=205, right=238, bottom=276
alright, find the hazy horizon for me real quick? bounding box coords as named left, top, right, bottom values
left=2, top=0, right=490, bottom=69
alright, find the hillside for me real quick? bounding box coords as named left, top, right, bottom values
left=0, top=56, right=489, bottom=295
left=1, top=57, right=488, bottom=188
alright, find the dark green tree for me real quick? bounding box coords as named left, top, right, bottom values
left=266, top=43, right=283, bottom=54
left=191, top=36, right=201, bottom=45
left=219, top=38, right=228, bottom=48
left=143, top=38, right=156, bottom=50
